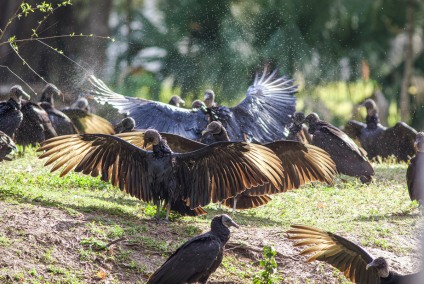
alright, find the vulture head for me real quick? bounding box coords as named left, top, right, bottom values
left=204, top=90, right=216, bottom=107
left=192, top=100, right=206, bottom=109
left=9, top=85, right=30, bottom=104
left=292, top=112, right=306, bottom=125
left=305, top=113, right=320, bottom=126
left=415, top=132, right=424, bottom=152
left=115, top=117, right=136, bottom=134
left=366, top=257, right=390, bottom=278
left=202, top=121, right=223, bottom=136
left=72, top=97, right=90, bottom=112
left=360, top=99, right=378, bottom=116
left=143, top=129, right=161, bottom=149
left=212, top=214, right=239, bottom=231
left=40, top=83, right=61, bottom=105
left=168, top=95, right=185, bottom=107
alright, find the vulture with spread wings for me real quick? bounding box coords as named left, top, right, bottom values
left=287, top=225, right=422, bottom=284
left=37, top=130, right=283, bottom=219
left=88, top=67, right=297, bottom=143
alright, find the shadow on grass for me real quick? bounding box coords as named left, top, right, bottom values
left=354, top=209, right=420, bottom=222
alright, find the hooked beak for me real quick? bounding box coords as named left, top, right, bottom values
left=201, top=129, right=210, bottom=136
left=180, top=99, right=185, bottom=106
left=366, top=260, right=376, bottom=270
left=21, top=89, right=31, bottom=100
left=143, top=141, right=148, bottom=149
left=230, top=220, right=240, bottom=228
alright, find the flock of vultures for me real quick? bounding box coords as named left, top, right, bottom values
left=0, top=67, right=423, bottom=283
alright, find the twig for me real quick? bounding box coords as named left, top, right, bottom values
left=0, top=64, right=37, bottom=94
left=104, top=237, right=127, bottom=249
left=226, top=241, right=300, bottom=261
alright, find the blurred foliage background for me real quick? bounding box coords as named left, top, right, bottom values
left=0, top=0, right=423, bottom=129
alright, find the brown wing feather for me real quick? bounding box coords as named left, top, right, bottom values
left=287, top=225, right=379, bottom=284
left=222, top=193, right=272, bottom=209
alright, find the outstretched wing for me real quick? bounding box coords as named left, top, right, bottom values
left=174, top=142, right=284, bottom=209
left=61, top=108, right=114, bottom=134
left=344, top=120, right=366, bottom=141
left=287, top=225, right=379, bottom=284
left=217, top=68, right=297, bottom=143
left=88, top=76, right=208, bottom=140
left=237, top=141, right=337, bottom=197
left=116, top=131, right=206, bottom=153
left=37, top=134, right=154, bottom=201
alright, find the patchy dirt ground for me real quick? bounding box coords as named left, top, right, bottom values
left=0, top=201, right=421, bottom=283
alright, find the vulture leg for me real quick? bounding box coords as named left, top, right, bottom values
left=155, top=201, right=161, bottom=219
left=232, top=197, right=238, bottom=214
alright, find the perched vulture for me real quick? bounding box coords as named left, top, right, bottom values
left=0, top=85, right=30, bottom=138
left=0, top=131, right=16, bottom=161
left=15, top=96, right=57, bottom=147
left=147, top=214, right=238, bottom=284
left=201, top=121, right=337, bottom=210
left=39, top=83, right=79, bottom=135
left=304, top=113, right=374, bottom=184
left=37, top=129, right=283, bottom=219
left=61, top=97, right=114, bottom=134
left=287, top=225, right=422, bottom=284
left=88, top=67, right=297, bottom=143
left=168, top=95, right=185, bottom=107
left=287, top=111, right=312, bottom=143
left=344, top=99, right=417, bottom=162
left=406, top=132, right=424, bottom=204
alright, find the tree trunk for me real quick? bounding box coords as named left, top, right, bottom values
left=400, top=0, right=415, bottom=122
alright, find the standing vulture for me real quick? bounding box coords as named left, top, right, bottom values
left=61, top=97, right=115, bottom=134
left=0, top=85, right=30, bottom=138
left=201, top=121, right=337, bottom=210
left=287, top=225, right=422, bottom=284
left=15, top=96, right=57, bottom=147
left=0, top=131, right=16, bottom=161
left=344, top=99, right=417, bottom=162
left=39, top=83, right=79, bottom=135
left=37, top=129, right=283, bottom=219
left=406, top=132, right=424, bottom=204
left=304, top=113, right=374, bottom=184
left=147, top=214, right=238, bottom=284
left=88, top=67, right=297, bottom=143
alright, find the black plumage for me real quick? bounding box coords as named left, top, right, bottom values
left=0, top=85, right=30, bottom=138
left=0, top=131, right=16, bottom=161
left=406, top=132, right=424, bottom=204
left=37, top=129, right=283, bottom=219
left=39, top=83, right=79, bottom=136
left=88, top=67, right=297, bottom=143
left=114, top=117, right=136, bottom=134
left=287, top=111, right=312, bottom=143
left=344, top=99, right=417, bottom=162
left=287, top=225, right=422, bottom=284
left=305, top=113, right=374, bottom=184
left=201, top=121, right=337, bottom=210
left=15, top=98, right=57, bottom=147
left=61, top=97, right=114, bottom=134
left=147, top=214, right=238, bottom=284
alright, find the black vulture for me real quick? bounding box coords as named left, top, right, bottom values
left=114, top=117, right=136, bottom=134
left=287, top=225, right=422, bottom=284
left=37, top=129, right=283, bottom=219
left=39, top=83, right=79, bottom=135
left=344, top=99, right=417, bottom=162
left=201, top=121, right=337, bottom=210
left=287, top=111, right=312, bottom=143
left=15, top=97, right=57, bottom=147
left=304, top=113, right=374, bottom=184
left=191, top=100, right=206, bottom=109
left=88, top=67, right=297, bottom=143
left=147, top=214, right=238, bottom=284
left=406, top=132, right=424, bottom=204
left=61, top=97, right=115, bottom=134
left=168, top=95, right=185, bottom=107
left=0, top=85, right=30, bottom=138
left=203, top=89, right=217, bottom=108
left=0, top=131, right=16, bottom=161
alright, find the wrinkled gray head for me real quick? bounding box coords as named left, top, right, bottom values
left=360, top=99, right=378, bottom=116
left=40, top=83, right=61, bottom=104
left=9, top=85, right=30, bottom=102
left=415, top=132, right=424, bottom=152
left=305, top=113, right=320, bottom=125
left=202, top=121, right=223, bottom=136
left=204, top=89, right=215, bottom=107
left=143, top=129, right=161, bottom=148
left=115, top=117, right=136, bottom=133
left=72, top=97, right=90, bottom=112
left=217, top=214, right=239, bottom=228
left=292, top=112, right=306, bottom=125
left=192, top=99, right=206, bottom=109
left=168, top=95, right=185, bottom=107
left=366, top=257, right=389, bottom=278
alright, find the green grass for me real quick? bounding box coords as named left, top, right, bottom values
left=0, top=147, right=420, bottom=283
